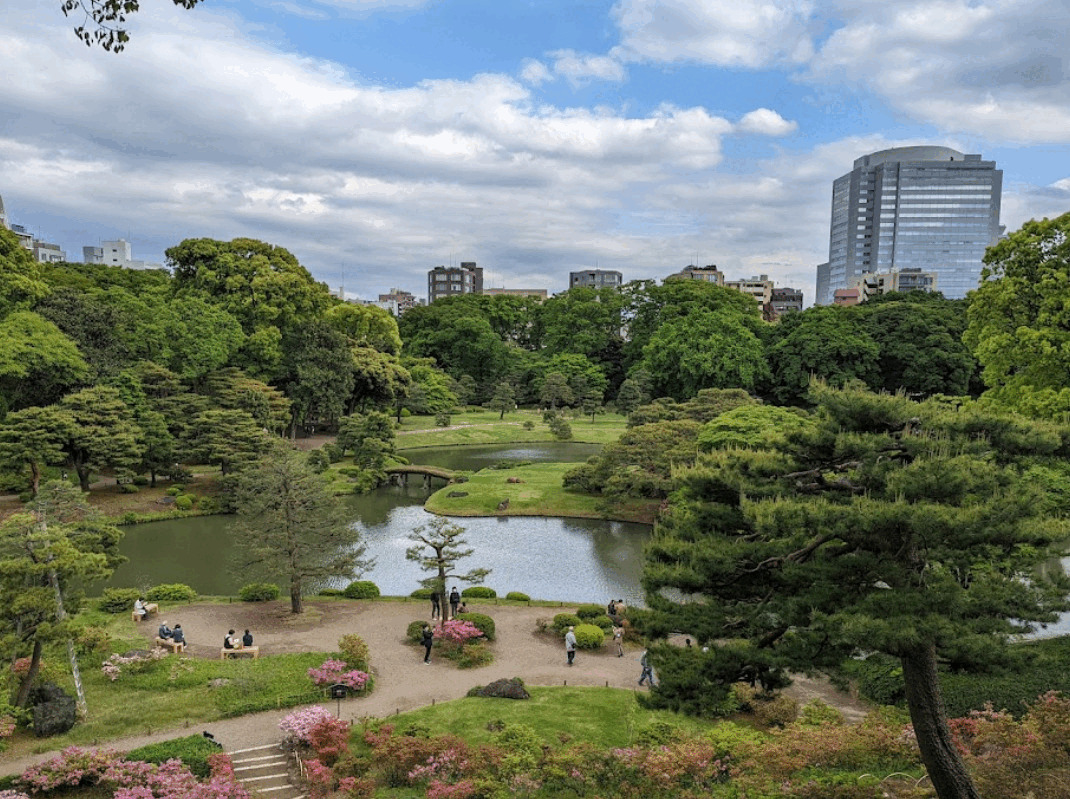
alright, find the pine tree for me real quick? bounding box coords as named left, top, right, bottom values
left=406, top=516, right=490, bottom=629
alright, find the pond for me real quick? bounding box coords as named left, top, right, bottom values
left=105, top=443, right=651, bottom=605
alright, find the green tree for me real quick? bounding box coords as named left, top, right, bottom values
left=350, top=347, right=410, bottom=414
left=614, top=378, right=645, bottom=416
left=637, top=308, right=769, bottom=400
left=405, top=360, right=458, bottom=415
left=279, top=320, right=355, bottom=434
left=581, top=386, right=603, bottom=422
left=696, top=404, right=811, bottom=452
left=231, top=442, right=371, bottom=614
left=0, top=482, right=123, bottom=711
left=489, top=381, right=516, bottom=420
left=406, top=515, right=490, bottom=630
left=35, top=287, right=131, bottom=379
left=204, top=368, right=291, bottom=434
left=0, top=227, right=48, bottom=318
left=325, top=303, right=402, bottom=355
left=0, top=406, right=75, bottom=496
left=58, top=386, right=144, bottom=491
left=539, top=372, right=573, bottom=410
left=0, top=312, right=89, bottom=412
left=766, top=305, right=880, bottom=404
left=455, top=374, right=479, bottom=406
left=964, top=212, right=1070, bottom=419
left=182, top=408, right=268, bottom=476
left=336, top=411, right=395, bottom=472
left=641, top=384, right=1070, bottom=799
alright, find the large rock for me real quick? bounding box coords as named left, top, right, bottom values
left=467, top=678, right=530, bottom=700
left=32, top=684, right=77, bottom=737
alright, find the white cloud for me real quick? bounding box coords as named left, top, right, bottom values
left=612, top=0, right=814, bottom=68
left=736, top=108, right=798, bottom=136
left=519, top=59, right=553, bottom=86
left=548, top=50, right=627, bottom=86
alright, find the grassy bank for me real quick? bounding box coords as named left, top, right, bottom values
left=424, top=462, right=657, bottom=523
left=361, top=686, right=716, bottom=749
left=396, top=409, right=627, bottom=449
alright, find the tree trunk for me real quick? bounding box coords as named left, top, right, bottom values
left=150, top=469, right=157, bottom=488
left=15, top=639, right=43, bottom=708
left=290, top=577, right=302, bottom=614
left=76, top=466, right=91, bottom=492
left=30, top=461, right=41, bottom=496
left=437, top=563, right=448, bottom=630
left=48, top=568, right=87, bottom=717
left=901, top=646, right=979, bottom=799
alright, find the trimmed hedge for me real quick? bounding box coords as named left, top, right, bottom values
left=174, top=495, right=194, bottom=511
left=318, top=588, right=344, bottom=597
left=127, top=735, right=220, bottom=778
left=343, top=580, right=381, bottom=599
left=505, top=592, right=530, bottom=602
left=239, top=583, right=280, bottom=602
left=407, top=620, right=429, bottom=644
left=410, top=588, right=434, bottom=600
left=456, top=612, right=495, bottom=641
left=146, top=583, right=197, bottom=603
left=576, top=604, right=607, bottom=620
left=99, top=588, right=140, bottom=614
left=461, top=586, right=497, bottom=599
left=551, top=614, right=582, bottom=635
left=574, top=624, right=605, bottom=649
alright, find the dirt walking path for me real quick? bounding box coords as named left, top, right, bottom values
left=0, top=600, right=869, bottom=776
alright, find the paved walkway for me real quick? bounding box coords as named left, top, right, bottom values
left=0, top=600, right=869, bottom=777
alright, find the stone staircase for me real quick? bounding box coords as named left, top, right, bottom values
left=229, top=743, right=304, bottom=799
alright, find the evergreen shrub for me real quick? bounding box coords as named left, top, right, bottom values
left=410, top=588, right=434, bottom=599
left=461, top=586, right=496, bottom=599
left=343, top=581, right=380, bottom=599
left=551, top=614, right=581, bottom=634
left=174, top=496, right=193, bottom=511
left=126, top=735, right=219, bottom=778
left=505, top=591, right=530, bottom=602
left=573, top=624, right=604, bottom=649
left=239, top=583, right=280, bottom=602
left=407, top=620, right=428, bottom=643
left=575, top=604, right=606, bottom=620
left=99, top=588, right=140, bottom=614
left=338, top=634, right=370, bottom=671
left=146, top=584, right=197, bottom=602
left=455, top=612, right=495, bottom=641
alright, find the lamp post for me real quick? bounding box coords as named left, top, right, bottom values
left=330, top=683, right=348, bottom=719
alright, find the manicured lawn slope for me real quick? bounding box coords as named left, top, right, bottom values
left=396, top=410, right=627, bottom=449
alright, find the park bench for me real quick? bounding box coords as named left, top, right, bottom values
left=155, top=637, right=185, bottom=653
left=220, top=646, right=259, bottom=660
left=131, top=603, right=159, bottom=622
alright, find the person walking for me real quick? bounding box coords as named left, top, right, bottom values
left=421, top=624, right=434, bottom=664
left=613, top=626, right=624, bottom=657
left=430, top=591, right=440, bottom=620
left=565, top=626, right=577, bottom=666
left=449, top=587, right=461, bottom=618
left=638, top=650, right=655, bottom=686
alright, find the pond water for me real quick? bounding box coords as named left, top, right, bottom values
left=105, top=443, right=651, bottom=605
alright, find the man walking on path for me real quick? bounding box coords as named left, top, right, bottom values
left=638, top=650, right=655, bottom=686
left=449, top=587, right=461, bottom=618
left=431, top=592, right=440, bottom=620
left=421, top=624, right=434, bottom=664
left=565, top=626, right=577, bottom=666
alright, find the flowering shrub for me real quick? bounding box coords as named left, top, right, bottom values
left=307, top=716, right=350, bottom=765
left=11, top=658, right=36, bottom=679
left=19, top=746, right=123, bottom=791
left=434, top=620, right=483, bottom=646
left=307, top=659, right=369, bottom=691
left=338, top=634, right=370, bottom=671
left=101, top=649, right=166, bottom=681
left=279, top=706, right=335, bottom=745
left=0, top=791, right=30, bottom=799
left=426, top=779, right=479, bottom=799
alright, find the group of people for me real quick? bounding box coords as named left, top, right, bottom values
left=429, top=587, right=467, bottom=619
left=157, top=621, right=186, bottom=645
left=223, top=629, right=254, bottom=650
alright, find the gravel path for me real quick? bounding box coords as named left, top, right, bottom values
left=0, top=600, right=869, bottom=776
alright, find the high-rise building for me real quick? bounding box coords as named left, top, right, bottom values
left=83, top=238, right=162, bottom=270
left=569, top=269, right=622, bottom=290
left=666, top=264, right=725, bottom=285
left=428, top=262, right=483, bottom=303
left=769, top=287, right=804, bottom=318
left=818, top=146, right=1002, bottom=304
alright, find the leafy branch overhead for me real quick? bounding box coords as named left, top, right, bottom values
left=61, top=0, right=204, bottom=53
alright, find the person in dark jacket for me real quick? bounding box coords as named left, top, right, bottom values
left=449, top=588, right=461, bottom=618
left=421, top=624, right=434, bottom=664
left=171, top=625, right=186, bottom=645
left=158, top=621, right=173, bottom=640
left=242, top=629, right=253, bottom=647
left=431, top=591, right=440, bottom=619
left=224, top=629, right=236, bottom=649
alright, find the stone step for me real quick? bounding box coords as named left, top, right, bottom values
left=235, top=759, right=288, bottom=771
left=229, top=743, right=279, bottom=755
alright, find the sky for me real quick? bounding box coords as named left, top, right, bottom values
left=2, top=0, right=1069, bottom=303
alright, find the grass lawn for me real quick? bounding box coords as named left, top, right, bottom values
left=357, top=686, right=718, bottom=749
left=396, top=409, right=627, bottom=449
left=424, top=462, right=657, bottom=523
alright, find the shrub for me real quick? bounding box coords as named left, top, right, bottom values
left=467, top=678, right=529, bottom=699
left=239, top=583, right=280, bottom=602
left=461, top=586, right=496, bottom=599
left=455, top=612, right=495, bottom=641
left=797, top=699, right=845, bottom=727
left=551, top=614, right=581, bottom=635
left=548, top=416, right=573, bottom=440
left=410, top=588, right=434, bottom=599
left=407, top=620, right=429, bottom=644
left=166, top=487, right=183, bottom=497
left=197, top=496, right=221, bottom=514
left=306, top=450, right=330, bottom=473
left=505, top=592, right=530, bottom=602
left=343, top=580, right=381, bottom=600
left=522, top=420, right=535, bottom=430
left=118, top=483, right=139, bottom=494
left=323, top=443, right=343, bottom=463
left=752, top=693, right=799, bottom=728
left=74, top=626, right=111, bottom=656
left=308, top=659, right=369, bottom=691
left=635, top=720, right=681, bottom=747
left=454, top=643, right=493, bottom=669
left=174, top=495, right=193, bottom=511
left=434, top=620, right=484, bottom=646
left=127, top=734, right=220, bottom=778
left=338, top=634, right=370, bottom=671
left=279, top=706, right=335, bottom=745
left=132, top=475, right=150, bottom=486
left=99, top=587, right=140, bottom=614
left=573, top=624, right=605, bottom=649
left=146, top=583, right=198, bottom=602
left=575, top=604, right=606, bottom=620
left=318, top=587, right=344, bottom=596
left=435, top=412, right=451, bottom=427
left=848, top=654, right=906, bottom=706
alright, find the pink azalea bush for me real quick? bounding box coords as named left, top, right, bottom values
left=0, top=791, right=30, bottom=799
left=307, top=658, right=369, bottom=691
left=433, top=620, right=483, bottom=646
left=279, top=706, right=335, bottom=745
left=101, top=649, right=166, bottom=681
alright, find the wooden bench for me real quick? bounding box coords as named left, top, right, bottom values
left=131, top=603, right=159, bottom=622
left=220, top=646, right=259, bottom=660
left=155, top=637, right=185, bottom=653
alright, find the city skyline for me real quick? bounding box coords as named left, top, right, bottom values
left=1, top=1, right=1068, bottom=301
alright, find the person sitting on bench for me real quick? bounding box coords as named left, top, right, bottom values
left=223, top=629, right=238, bottom=649
left=134, top=598, right=148, bottom=619
left=158, top=621, right=173, bottom=640
left=171, top=624, right=186, bottom=646
left=241, top=629, right=253, bottom=648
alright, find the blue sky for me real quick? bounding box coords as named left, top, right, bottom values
left=1, top=0, right=1068, bottom=301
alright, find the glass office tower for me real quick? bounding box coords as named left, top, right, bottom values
left=818, top=146, right=1002, bottom=304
